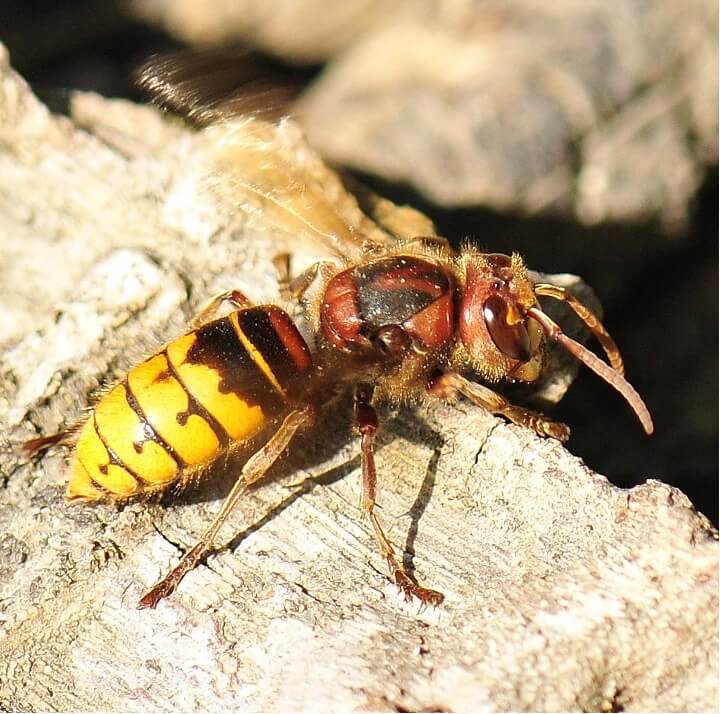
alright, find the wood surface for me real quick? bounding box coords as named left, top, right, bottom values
left=0, top=48, right=717, bottom=712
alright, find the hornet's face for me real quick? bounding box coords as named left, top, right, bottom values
left=458, top=252, right=544, bottom=382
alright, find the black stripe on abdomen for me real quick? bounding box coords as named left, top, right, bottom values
left=184, top=314, right=285, bottom=412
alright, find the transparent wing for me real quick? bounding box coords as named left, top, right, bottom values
left=135, top=48, right=302, bottom=126
left=137, top=51, right=440, bottom=259
left=201, top=116, right=399, bottom=259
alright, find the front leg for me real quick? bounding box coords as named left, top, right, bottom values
left=428, top=372, right=570, bottom=442
left=354, top=384, right=444, bottom=606
left=273, top=253, right=337, bottom=304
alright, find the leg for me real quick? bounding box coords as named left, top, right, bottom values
left=189, top=289, right=252, bottom=329
left=138, top=405, right=314, bottom=609
left=429, top=372, right=570, bottom=442
left=354, top=384, right=444, bottom=606
left=273, top=253, right=336, bottom=303
left=273, top=253, right=293, bottom=300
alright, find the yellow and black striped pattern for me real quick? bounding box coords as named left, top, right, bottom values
left=68, top=306, right=312, bottom=501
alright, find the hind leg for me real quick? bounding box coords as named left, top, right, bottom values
left=189, top=289, right=252, bottom=328
left=22, top=289, right=254, bottom=458
left=138, top=404, right=315, bottom=608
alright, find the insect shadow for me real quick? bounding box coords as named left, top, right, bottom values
left=378, top=410, right=443, bottom=582
left=149, top=398, right=445, bottom=586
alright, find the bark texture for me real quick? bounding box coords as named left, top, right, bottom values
left=130, top=0, right=718, bottom=232
left=0, top=49, right=718, bottom=712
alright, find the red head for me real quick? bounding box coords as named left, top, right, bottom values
left=458, top=252, right=543, bottom=382
left=457, top=251, right=653, bottom=434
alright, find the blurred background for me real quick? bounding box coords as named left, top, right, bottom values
left=2, top=0, right=717, bottom=523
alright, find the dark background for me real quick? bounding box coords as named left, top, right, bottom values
left=2, top=1, right=717, bottom=524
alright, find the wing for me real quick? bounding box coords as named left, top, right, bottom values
left=135, top=48, right=302, bottom=126
left=137, top=51, right=435, bottom=260
left=201, top=116, right=398, bottom=259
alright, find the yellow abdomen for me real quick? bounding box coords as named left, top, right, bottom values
left=68, top=306, right=312, bottom=501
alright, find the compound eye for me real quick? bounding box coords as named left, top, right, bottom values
left=373, top=325, right=412, bottom=360
left=483, top=296, right=531, bottom=361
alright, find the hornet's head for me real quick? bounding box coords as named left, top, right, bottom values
left=458, top=252, right=544, bottom=382
left=457, top=251, right=653, bottom=434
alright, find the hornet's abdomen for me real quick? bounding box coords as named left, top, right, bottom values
left=69, top=306, right=313, bottom=501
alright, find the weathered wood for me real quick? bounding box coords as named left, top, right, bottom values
left=0, top=49, right=717, bottom=712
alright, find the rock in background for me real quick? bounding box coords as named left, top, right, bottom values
left=131, top=0, right=718, bottom=232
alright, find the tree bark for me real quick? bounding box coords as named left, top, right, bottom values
left=0, top=48, right=717, bottom=712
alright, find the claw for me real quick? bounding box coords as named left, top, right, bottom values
left=542, top=420, right=571, bottom=442
left=393, top=569, right=444, bottom=607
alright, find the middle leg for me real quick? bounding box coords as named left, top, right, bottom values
left=273, top=253, right=336, bottom=304
left=354, top=384, right=444, bottom=606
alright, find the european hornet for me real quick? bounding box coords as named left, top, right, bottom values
left=22, top=56, right=653, bottom=609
